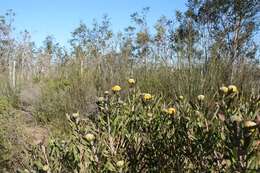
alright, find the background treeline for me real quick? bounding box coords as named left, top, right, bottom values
left=0, top=0, right=259, bottom=171
left=1, top=1, right=259, bottom=93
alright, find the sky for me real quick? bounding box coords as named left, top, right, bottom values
left=0, top=0, right=187, bottom=47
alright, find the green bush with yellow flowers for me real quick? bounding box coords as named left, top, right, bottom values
left=20, top=79, right=259, bottom=173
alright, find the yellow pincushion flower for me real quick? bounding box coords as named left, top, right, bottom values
left=84, top=133, right=95, bottom=142
left=127, top=78, right=136, bottom=85
left=179, top=95, right=184, bottom=100
left=116, top=160, right=125, bottom=168
left=143, top=93, right=152, bottom=101
left=197, top=95, right=205, bottom=101
left=167, top=107, right=176, bottom=115
left=220, top=86, right=228, bottom=94
left=112, top=85, right=121, bottom=92
left=228, top=85, right=238, bottom=94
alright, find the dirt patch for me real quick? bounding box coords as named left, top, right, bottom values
left=23, top=126, right=49, bottom=146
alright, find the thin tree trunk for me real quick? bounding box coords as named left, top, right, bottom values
left=230, top=18, right=241, bottom=83
left=12, top=60, right=16, bottom=88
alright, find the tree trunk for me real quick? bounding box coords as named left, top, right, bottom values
left=12, top=60, right=16, bottom=88
left=230, top=17, right=241, bottom=83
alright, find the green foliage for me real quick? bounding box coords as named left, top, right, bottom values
left=0, top=96, right=10, bottom=112
left=22, top=82, right=259, bottom=172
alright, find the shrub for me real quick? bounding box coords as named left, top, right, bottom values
left=23, top=81, right=259, bottom=172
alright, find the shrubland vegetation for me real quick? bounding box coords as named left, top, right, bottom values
left=0, top=0, right=259, bottom=172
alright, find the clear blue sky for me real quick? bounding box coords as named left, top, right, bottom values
left=1, top=0, right=186, bottom=47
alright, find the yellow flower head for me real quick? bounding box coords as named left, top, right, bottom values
left=143, top=93, right=152, bottom=101
left=167, top=107, right=176, bottom=115
left=112, top=85, right=121, bottom=92
left=179, top=95, right=184, bottom=100
left=116, top=160, right=125, bottom=168
left=228, top=85, right=238, bottom=94
left=197, top=95, right=205, bottom=101
left=127, top=78, right=136, bottom=85
left=244, top=120, right=256, bottom=128
left=84, top=133, right=95, bottom=142
left=220, top=86, right=228, bottom=94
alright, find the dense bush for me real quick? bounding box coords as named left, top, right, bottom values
left=19, top=81, right=259, bottom=172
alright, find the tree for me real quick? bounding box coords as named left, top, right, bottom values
left=0, top=10, right=15, bottom=72
left=153, top=16, right=173, bottom=64
left=16, top=30, right=35, bottom=81
left=171, top=9, right=201, bottom=68
left=131, top=7, right=151, bottom=65
left=189, top=0, right=259, bottom=81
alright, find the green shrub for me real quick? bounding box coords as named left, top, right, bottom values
left=0, top=96, right=10, bottom=112
left=25, top=82, right=259, bottom=172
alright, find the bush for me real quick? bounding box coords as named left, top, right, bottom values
left=23, top=81, right=259, bottom=172
left=0, top=96, right=10, bottom=112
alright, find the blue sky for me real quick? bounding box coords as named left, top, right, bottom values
left=1, top=0, right=186, bottom=47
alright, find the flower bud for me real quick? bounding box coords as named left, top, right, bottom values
left=127, top=78, right=136, bottom=85
left=116, top=160, right=125, bottom=168
left=84, top=133, right=95, bottom=142
left=197, top=95, right=205, bottom=101
left=244, top=121, right=257, bottom=128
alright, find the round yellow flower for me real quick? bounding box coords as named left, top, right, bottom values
left=197, top=95, right=205, bottom=101
left=167, top=107, right=176, bottom=115
left=112, top=85, right=121, bottom=92
left=179, top=95, right=184, bottom=100
left=127, top=78, right=135, bottom=85
left=244, top=121, right=257, bottom=128
left=143, top=93, right=152, bottom=101
left=228, top=85, right=238, bottom=94
left=84, top=133, right=95, bottom=142
left=220, top=86, right=228, bottom=94
left=116, top=160, right=125, bottom=168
